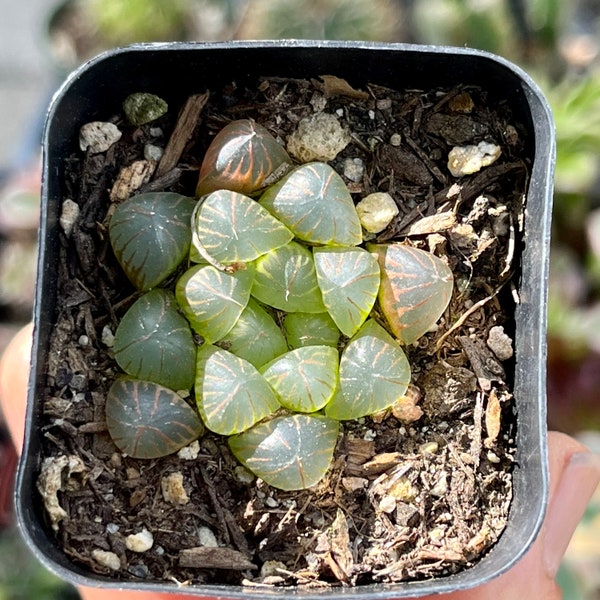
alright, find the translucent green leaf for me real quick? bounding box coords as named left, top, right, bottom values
left=251, top=242, right=326, bottom=313
left=106, top=377, right=203, bottom=459
left=369, top=244, right=454, bottom=344
left=175, top=263, right=254, bottom=343
left=228, top=414, right=339, bottom=490
left=218, top=298, right=288, bottom=368
left=261, top=346, right=339, bottom=413
left=259, top=162, right=362, bottom=246
left=109, top=192, right=196, bottom=290
left=113, top=289, right=196, bottom=391
left=283, top=312, right=341, bottom=349
left=195, top=345, right=279, bottom=435
left=196, top=119, right=292, bottom=197
left=313, top=246, right=380, bottom=337
left=192, top=190, right=293, bottom=264
left=325, top=319, right=411, bottom=420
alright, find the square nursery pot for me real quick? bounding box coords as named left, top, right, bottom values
left=16, top=41, right=554, bottom=598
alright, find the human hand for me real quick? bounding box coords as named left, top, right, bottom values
left=1, top=325, right=599, bottom=600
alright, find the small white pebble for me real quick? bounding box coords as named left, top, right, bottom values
left=177, top=440, right=200, bottom=460
left=265, top=496, right=279, bottom=508
left=368, top=109, right=375, bottom=120
left=78, top=335, right=89, bottom=348
left=343, top=157, right=364, bottom=182
left=309, top=92, right=327, bottom=113
left=363, top=429, right=377, bottom=441
left=430, top=474, right=448, bottom=497
left=59, top=199, right=80, bottom=237
left=197, top=526, right=219, bottom=548
left=149, top=127, right=163, bottom=137
left=287, top=113, right=351, bottom=162
left=376, top=98, right=392, bottom=111
left=106, top=523, right=120, bottom=534
left=379, top=496, right=397, bottom=513
left=356, top=192, right=399, bottom=233
left=161, top=472, right=189, bottom=506
left=125, top=528, right=154, bottom=553
left=101, top=325, right=114, bottom=348
left=487, top=451, right=501, bottom=464
left=419, top=441, right=439, bottom=455
left=487, top=325, right=514, bottom=361
left=144, top=143, right=163, bottom=162
left=429, top=526, right=446, bottom=543
left=447, top=141, right=502, bottom=177
left=261, top=560, right=287, bottom=578
left=389, top=133, right=402, bottom=146
left=92, top=549, right=121, bottom=571
left=79, top=122, right=122, bottom=154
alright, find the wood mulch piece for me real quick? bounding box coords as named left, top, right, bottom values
left=36, top=74, right=531, bottom=588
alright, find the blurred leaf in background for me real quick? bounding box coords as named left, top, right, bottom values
left=0, top=526, right=77, bottom=600
left=235, top=0, right=402, bottom=41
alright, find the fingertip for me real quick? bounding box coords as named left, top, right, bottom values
left=543, top=448, right=600, bottom=578
left=0, top=323, right=33, bottom=451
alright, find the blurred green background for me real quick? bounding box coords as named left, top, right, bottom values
left=1, top=0, right=599, bottom=598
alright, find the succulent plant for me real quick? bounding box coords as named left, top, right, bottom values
left=196, top=119, right=292, bottom=197
left=175, top=263, right=255, bottom=343
left=113, top=289, right=196, bottom=391
left=283, top=311, right=341, bottom=349
left=217, top=298, right=288, bottom=368
left=105, top=112, right=456, bottom=491
left=191, top=189, right=293, bottom=265
left=229, top=414, right=339, bottom=491
left=109, top=191, right=196, bottom=290
left=259, top=162, right=362, bottom=246
left=313, top=246, right=380, bottom=337
left=261, top=345, right=339, bottom=413
left=325, top=319, right=411, bottom=420
left=251, top=241, right=326, bottom=313
left=105, top=377, right=204, bottom=459
left=369, top=243, right=454, bottom=345
left=195, top=344, right=279, bottom=435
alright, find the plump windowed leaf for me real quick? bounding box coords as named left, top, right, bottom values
left=195, top=345, right=279, bottom=435
left=313, top=246, right=380, bottom=337
left=196, top=119, right=292, bottom=197
left=218, top=298, right=288, bottom=368
left=109, top=192, right=196, bottom=290
left=113, top=289, right=196, bottom=391
left=261, top=346, right=339, bottom=413
left=259, top=162, right=362, bottom=246
left=369, top=244, right=454, bottom=344
left=325, top=319, right=411, bottom=420
left=175, top=263, right=254, bottom=343
left=228, top=414, right=339, bottom=490
left=106, top=377, right=203, bottom=459
left=251, top=242, right=326, bottom=313
left=192, top=190, right=293, bottom=264
left=283, top=312, right=340, bottom=349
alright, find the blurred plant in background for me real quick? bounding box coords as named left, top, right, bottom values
left=0, top=526, right=79, bottom=600
left=2, top=0, right=600, bottom=598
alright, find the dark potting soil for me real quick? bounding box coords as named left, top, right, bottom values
left=38, top=75, right=529, bottom=588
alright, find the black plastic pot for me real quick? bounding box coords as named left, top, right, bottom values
left=16, top=40, right=554, bottom=598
